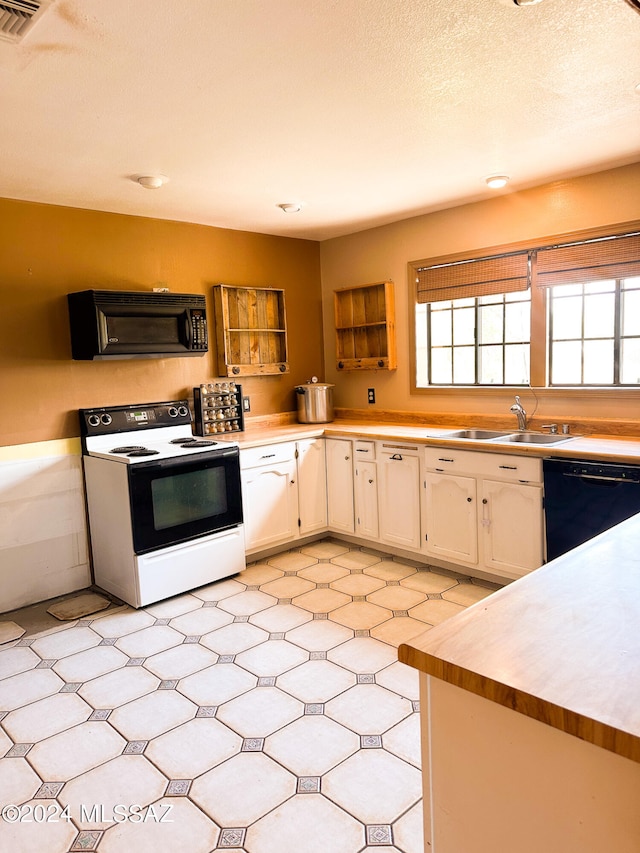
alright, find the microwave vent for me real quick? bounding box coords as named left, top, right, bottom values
left=90, top=290, right=206, bottom=308
left=0, top=0, right=50, bottom=43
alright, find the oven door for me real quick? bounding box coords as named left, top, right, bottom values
left=127, top=447, right=243, bottom=554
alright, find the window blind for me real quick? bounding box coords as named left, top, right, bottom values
left=535, top=231, right=640, bottom=287
left=415, top=251, right=530, bottom=304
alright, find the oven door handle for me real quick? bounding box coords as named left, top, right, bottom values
left=131, top=448, right=239, bottom=471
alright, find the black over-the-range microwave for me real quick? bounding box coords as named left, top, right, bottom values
left=67, top=290, right=208, bottom=360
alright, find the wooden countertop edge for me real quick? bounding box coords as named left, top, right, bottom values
left=397, top=645, right=640, bottom=764
left=234, top=419, right=640, bottom=462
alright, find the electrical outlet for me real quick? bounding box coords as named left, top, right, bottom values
left=243, top=396, right=251, bottom=412
left=367, top=388, right=375, bottom=404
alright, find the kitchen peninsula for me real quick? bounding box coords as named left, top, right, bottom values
left=398, top=512, right=640, bottom=853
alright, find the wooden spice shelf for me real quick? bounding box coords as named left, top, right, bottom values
left=334, top=281, right=396, bottom=371
left=213, top=284, right=289, bottom=377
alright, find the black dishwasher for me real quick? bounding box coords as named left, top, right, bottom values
left=543, top=458, right=640, bottom=561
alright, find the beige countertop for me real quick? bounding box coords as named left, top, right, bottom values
left=230, top=418, right=640, bottom=463
left=398, top=512, right=640, bottom=763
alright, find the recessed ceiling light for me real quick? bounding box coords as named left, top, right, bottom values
left=135, top=175, right=168, bottom=189
left=485, top=175, right=510, bottom=189
left=277, top=202, right=302, bottom=213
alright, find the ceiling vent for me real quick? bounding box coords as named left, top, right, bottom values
left=0, top=0, right=50, bottom=44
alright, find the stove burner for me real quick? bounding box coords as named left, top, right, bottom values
left=110, top=445, right=147, bottom=453
left=126, top=449, right=160, bottom=457
left=169, top=437, right=197, bottom=444
left=180, top=440, right=217, bottom=447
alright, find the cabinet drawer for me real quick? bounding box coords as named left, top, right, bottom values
left=425, top=447, right=542, bottom=483
left=241, top=441, right=296, bottom=470
left=378, top=440, right=420, bottom=458
left=354, top=440, right=375, bottom=459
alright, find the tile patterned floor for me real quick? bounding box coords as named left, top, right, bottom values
left=0, top=538, right=498, bottom=853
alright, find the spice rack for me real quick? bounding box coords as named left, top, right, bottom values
left=193, top=382, right=244, bottom=436
left=334, top=281, right=396, bottom=371
left=213, top=284, right=289, bottom=376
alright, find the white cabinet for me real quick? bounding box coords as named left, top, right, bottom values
left=378, top=442, right=422, bottom=551
left=479, top=478, right=543, bottom=577
left=353, top=441, right=379, bottom=539
left=424, top=471, right=477, bottom=564
left=241, top=443, right=299, bottom=552
left=423, top=447, right=544, bottom=580
left=325, top=438, right=355, bottom=533
left=297, top=438, right=328, bottom=536
left=241, top=439, right=328, bottom=552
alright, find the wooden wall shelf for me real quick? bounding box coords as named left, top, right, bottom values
left=213, top=284, right=289, bottom=376
left=334, top=281, right=396, bottom=371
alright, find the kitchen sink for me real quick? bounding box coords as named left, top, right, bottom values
left=443, top=429, right=512, bottom=440
left=499, top=432, right=575, bottom=445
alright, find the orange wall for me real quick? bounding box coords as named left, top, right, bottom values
left=0, top=199, right=322, bottom=446
left=319, top=163, right=640, bottom=428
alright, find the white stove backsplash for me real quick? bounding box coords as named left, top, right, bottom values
left=0, top=448, right=90, bottom=612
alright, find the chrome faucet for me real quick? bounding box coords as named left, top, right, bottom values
left=510, top=395, right=527, bottom=431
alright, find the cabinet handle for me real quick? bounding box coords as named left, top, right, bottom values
left=390, top=453, right=403, bottom=461
left=438, top=457, right=454, bottom=463
left=345, top=456, right=350, bottom=461
left=467, top=497, right=472, bottom=502
left=261, top=453, right=276, bottom=459
left=368, top=479, right=374, bottom=484
left=499, top=465, right=518, bottom=470
left=356, top=449, right=369, bottom=453
left=290, top=480, right=295, bottom=485
left=481, top=496, right=490, bottom=528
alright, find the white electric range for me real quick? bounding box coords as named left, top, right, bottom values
left=80, top=400, right=245, bottom=608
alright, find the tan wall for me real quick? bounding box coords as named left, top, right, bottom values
left=321, top=163, right=640, bottom=430
left=0, top=199, right=322, bottom=446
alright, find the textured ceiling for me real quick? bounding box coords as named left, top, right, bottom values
left=0, top=0, right=638, bottom=240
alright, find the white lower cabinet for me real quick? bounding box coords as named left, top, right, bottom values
left=297, top=438, right=328, bottom=536
left=423, top=471, right=478, bottom=564
left=241, top=443, right=299, bottom=552
left=241, top=438, right=327, bottom=553
left=479, top=478, right=543, bottom=577
left=325, top=438, right=355, bottom=534
left=241, top=434, right=544, bottom=581
left=354, top=442, right=379, bottom=539
left=377, top=442, right=422, bottom=551
left=423, top=447, right=544, bottom=580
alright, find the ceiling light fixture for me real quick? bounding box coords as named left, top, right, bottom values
left=513, top=0, right=545, bottom=6
left=485, top=175, right=510, bottom=189
left=136, top=175, right=168, bottom=190
left=277, top=203, right=302, bottom=213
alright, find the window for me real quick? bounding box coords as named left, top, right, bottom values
left=411, top=227, right=640, bottom=390
left=415, top=292, right=530, bottom=386
left=549, top=276, right=640, bottom=386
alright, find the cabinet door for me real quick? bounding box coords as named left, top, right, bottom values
left=480, top=479, right=543, bottom=578
left=379, top=452, right=421, bottom=550
left=241, top=459, right=298, bottom=552
left=354, top=459, right=379, bottom=540
left=325, top=439, right=355, bottom=533
left=297, top=438, right=328, bottom=536
left=424, top=471, right=478, bottom=565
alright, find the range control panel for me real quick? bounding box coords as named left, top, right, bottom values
left=80, top=400, right=192, bottom=437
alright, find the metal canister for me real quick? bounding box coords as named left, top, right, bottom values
left=295, top=379, right=335, bottom=423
